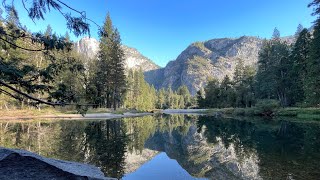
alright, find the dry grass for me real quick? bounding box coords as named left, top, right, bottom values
left=0, top=107, right=136, bottom=118
left=0, top=108, right=63, bottom=117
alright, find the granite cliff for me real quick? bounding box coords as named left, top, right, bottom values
left=76, top=36, right=296, bottom=95
left=145, top=36, right=265, bottom=95
left=74, top=37, right=159, bottom=72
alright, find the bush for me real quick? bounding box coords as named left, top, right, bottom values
left=232, top=108, right=255, bottom=116
left=254, top=99, right=280, bottom=116
left=233, top=108, right=246, bottom=116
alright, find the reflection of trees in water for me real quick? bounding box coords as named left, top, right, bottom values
left=1, top=116, right=320, bottom=179
left=0, top=121, right=61, bottom=158
left=197, top=116, right=257, bottom=163
left=197, top=116, right=320, bottom=180
left=84, top=120, right=128, bottom=179
left=125, top=116, right=157, bottom=153
left=0, top=115, right=196, bottom=178
left=57, top=121, right=88, bottom=162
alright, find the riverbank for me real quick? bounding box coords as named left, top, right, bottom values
left=204, top=107, right=320, bottom=120
left=0, top=108, right=208, bottom=121
left=0, top=108, right=153, bottom=121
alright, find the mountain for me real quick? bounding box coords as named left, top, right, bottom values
left=75, top=35, right=297, bottom=95
left=124, top=149, right=159, bottom=173
left=145, top=124, right=261, bottom=179
left=145, top=36, right=264, bottom=95
left=74, top=37, right=160, bottom=72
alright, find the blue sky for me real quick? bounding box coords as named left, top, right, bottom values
left=14, top=0, right=316, bottom=67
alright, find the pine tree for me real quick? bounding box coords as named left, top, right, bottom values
left=290, top=29, right=311, bottom=104
left=295, top=24, right=304, bottom=38
left=109, top=29, right=126, bottom=110
left=92, top=13, right=126, bottom=110
left=177, top=85, right=191, bottom=108
left=242, top=66, right=256, bottom=107
left=157, top=88, right=166, bottom=109
left=93, top=13, right=114, bottom=107
left=196, top=89, right=205, bottom=108
left=305, top=20, right=320, bottom=105
left=220, top=75, right=235, bottom=107
left=255, top=39, right=291, bottom=106
left=204, top=78, right=220, bottom=108
left=45, top=25, right=53, bottom=37
left=272, top=27, right=281, bottom=39
left=255, top=40, right=277, bottom=99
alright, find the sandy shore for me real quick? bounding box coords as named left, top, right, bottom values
left=162, top=109, right=208, bottom=114
left=0, top=112, right=153, bottom=121
left=0, top=109, right=209, bottom=121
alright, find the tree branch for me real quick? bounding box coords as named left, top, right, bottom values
left=0, top=36, right=45, bottom=51
left=56, top=0, right=101, bottom=28
left=0, top=88, right=23, bottom=101
left=0, top=80, right=97, bottom=106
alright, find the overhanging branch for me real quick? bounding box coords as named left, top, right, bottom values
left=0, top=80, right=97, bottom=106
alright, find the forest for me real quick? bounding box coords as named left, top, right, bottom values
left=198, top=23, right=320, bottom=110
left=1, top=0, right=320, bottom=115
left=0, top=5, right=195, bottom=113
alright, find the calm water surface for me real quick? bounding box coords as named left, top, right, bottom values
left=0, top=115, right=319, bottom=179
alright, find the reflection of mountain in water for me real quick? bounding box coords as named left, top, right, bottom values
left=124, top=148, right=159, bottom=173
left=145, top=123, right=261, bottom=180
left=1, top=115, right=320, bottom=179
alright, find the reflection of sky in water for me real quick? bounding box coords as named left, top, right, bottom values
left=1, top=115, right=320, bottom=179
left=124, top=152, right=207, bottom=180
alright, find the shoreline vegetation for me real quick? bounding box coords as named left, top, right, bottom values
left=0, top=108, right=206, bottom=120
left=1, top=106, right=320, bottom=121
left=204, top=107, right=320, bottom=120
left=0, top=108, right=150, bottom=120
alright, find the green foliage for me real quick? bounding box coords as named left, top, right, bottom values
left=254, top=99, right=280, bottom=116
left=305, top=21, right=320, bottom=106
left=125, top=70, right=194, bottom=111
left=0, top=15, right=86, bottom=109
left=124, top=70, right=156, bottom=111
left=255, top=39, right=291, bottom=106
left=198, top=60, right=256, bottom=109
left=86, top=13, right=126, bottom=110
left=272, top=27, right=280, bottom=39
left=290, top=28, right=311, bottom=104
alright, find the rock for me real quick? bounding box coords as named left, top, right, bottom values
left=145, top=125, right=262, bottom=180
left=124, top=148, right=159, bottom=173
left=74, top=37, right=160, bottom=72
left=145, top=35, right=298, bottom=95
left=75, top=34, right=300, bottom=96
left=145, top=36, right=264, bottom=95
left=0, top=147, right=115, bottom=180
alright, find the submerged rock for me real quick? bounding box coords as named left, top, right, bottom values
left=0, top=147, right=115, bottom=180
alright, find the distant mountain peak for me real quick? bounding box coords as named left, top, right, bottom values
left=145, top=36, right=265, bottom=95
left=74, top=37, right=160, bottom=72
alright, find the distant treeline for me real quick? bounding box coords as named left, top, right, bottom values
left=198, top=23, right=320, bottom=108
left=125, top=69, right=196, bottom=111
left=0, top=10, right=195, bottom=112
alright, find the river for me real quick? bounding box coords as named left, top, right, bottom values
left=0, top=114, right=319, bottom=179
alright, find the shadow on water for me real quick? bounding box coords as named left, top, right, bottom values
left=0, top=115, right=320, bottom=179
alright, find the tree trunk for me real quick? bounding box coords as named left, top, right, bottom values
left=113, top=89, right=117, bottom=111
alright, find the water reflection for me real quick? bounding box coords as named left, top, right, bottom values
left=0, top=115, right=320, bottom=179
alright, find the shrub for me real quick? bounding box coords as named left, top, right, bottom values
left=254, top=99, right=280, bottom=116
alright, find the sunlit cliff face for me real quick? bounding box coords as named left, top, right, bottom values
left=74, top=37, right=159, bottom=72
left=144, top=124, right=262, bottom=180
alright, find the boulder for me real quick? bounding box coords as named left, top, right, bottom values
left=0, top=147, right=115, bottom=180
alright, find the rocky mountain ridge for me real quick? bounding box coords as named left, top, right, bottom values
left=145, top=125, right=261, bottom=179
left=145, top=36, right=266, bottom=94
left=74, top=37, right=159, bottom=72
left=146, top=35, right=299, bottom=95
left=76, top=35, right=296, bottom=95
